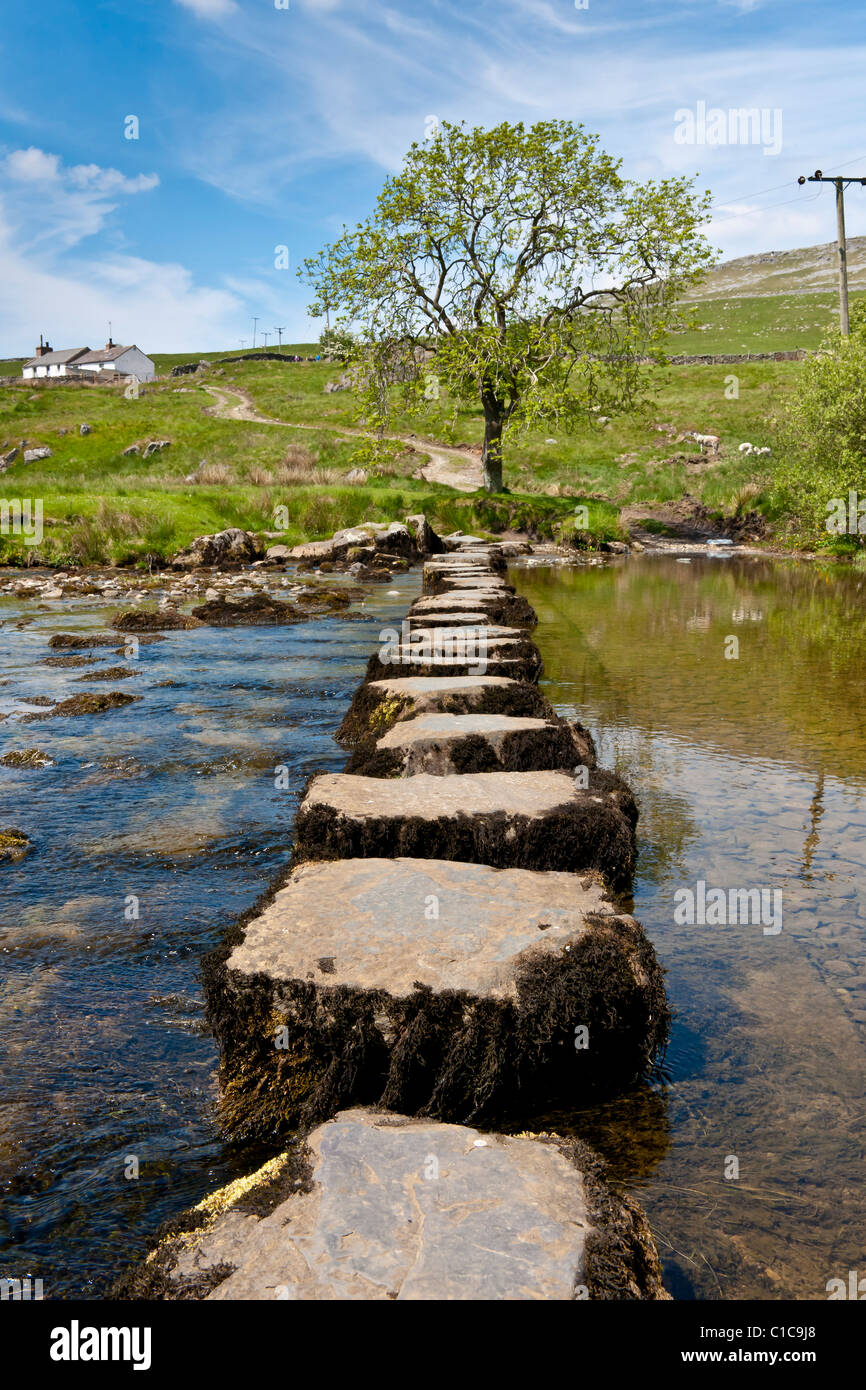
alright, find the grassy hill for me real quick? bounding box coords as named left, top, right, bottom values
left=6, top=248, right=859, bottom=565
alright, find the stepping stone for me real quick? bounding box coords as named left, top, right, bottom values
left=404, top=612, right=519, bottom=632
left=336, top=675, right=556, bottom=746
left=346, top=712, right=595, bottom=776
left=411, top=590, right=537, bottom=628
left=120, top=1108, right=670, bottom=1301
left=203, top=857, right=669, bottom=1135
left=425, top=551, right=506, bottom=573
left=293, top=769, right=637, bottom=887
left=423, top=571, right=510, bottom=597
left=364, top=629, right=543, bottom=683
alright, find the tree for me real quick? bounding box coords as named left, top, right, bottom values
left=318, top=326, right=355, bottom=362
left=775, top=304, right=866, bottom=545
left=300, top=120, right=713, bottom=492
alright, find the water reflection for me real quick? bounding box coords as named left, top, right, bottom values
left=515, top=556, right=866, bottom=1300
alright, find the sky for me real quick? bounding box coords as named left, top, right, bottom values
left=1, top=0, right=864, bottom=354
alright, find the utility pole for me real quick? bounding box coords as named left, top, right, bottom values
left=239, top=340, right=246, bottom=349
left=252, top=316, right=259, bottom=349
left=798, top=170, right=866, bottom=335
left=274, top=326, right=285, bottom=353
left=263, top=331, right=269, bottom=349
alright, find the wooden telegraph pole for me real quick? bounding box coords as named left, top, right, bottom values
left=799, top=170, right=866, bottom=335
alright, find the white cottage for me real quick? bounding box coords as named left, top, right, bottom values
left=21, top=342, right=90, bottom=379
left=21, top=337, right=156, bottom=383
left=71, top=340, right=156, bottom=382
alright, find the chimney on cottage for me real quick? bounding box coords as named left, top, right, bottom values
left=105, top=337, right=115, bottom=349
left=35, top=334, right=51, bottom=357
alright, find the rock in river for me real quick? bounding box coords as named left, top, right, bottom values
left=115, top=1108, right=670, bottom=1300
left=203, top=856, right=667, bottom=1135
left=292, top=769, right=637, bottom=886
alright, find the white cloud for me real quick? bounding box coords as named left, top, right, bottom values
left=174, top=0, right=239, bottom=18
left=4, top=147, right=61, bottom=181
left=0, top=234, right=248, bottom=354
left=0, top=148, right=160, bottom=253
left=0, top=150, right=268, bottom=354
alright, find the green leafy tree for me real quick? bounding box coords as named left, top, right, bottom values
left=318, top=326, right=355, bottom=362
left=300, top=120, right=713, bottom=491
left=776, top=305, right=866, bottom=545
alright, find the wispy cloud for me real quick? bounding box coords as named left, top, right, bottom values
left=174, top=0, right=238, bottom=19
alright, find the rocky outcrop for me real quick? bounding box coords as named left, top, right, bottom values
left=172, top=528, right=263, bottom=570
left=190, top=594, right=306, bottom=626
left=112, top=607, right=202, bottom=632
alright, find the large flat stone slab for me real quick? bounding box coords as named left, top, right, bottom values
left=364, top=628, right=543, bottom=683
left=202, top=857, right=667, bottom=1134
left=117, top=1109, right=670, bottom=1301
left=293, top=769, right=637, bottom=886
left=347, top=711, right=595, bottom=776
left=336, top=674, right=555, bottom=746
left=411, top=590, right=537, bottom=628
left=424, top=550, right=506, bottom=573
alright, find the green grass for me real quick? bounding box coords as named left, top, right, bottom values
left=0, top=299, right=817, bottom=564
left=663, top=291, right=866, bottom=355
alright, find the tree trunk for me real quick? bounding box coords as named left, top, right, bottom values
left=481, top=397, right=504, bottom=493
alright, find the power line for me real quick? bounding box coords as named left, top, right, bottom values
left=710, top=152, right=866, bottom=214
left=797, top=168, right=866, bottom=334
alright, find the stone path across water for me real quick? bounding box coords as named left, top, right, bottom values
left=121, top=535, right=672, bottom=1300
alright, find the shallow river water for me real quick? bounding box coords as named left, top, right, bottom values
left=514, top=554, right=866, bottom=1301
left=1, top=553, right=863, bottom=1301
left=0, top=571, right=418, bottom=1298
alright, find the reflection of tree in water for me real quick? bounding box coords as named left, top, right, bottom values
left=515, top=557, right=866, bottom=783
left=800, top=772, right=825, bottom=882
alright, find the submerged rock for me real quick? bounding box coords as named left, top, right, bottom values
left=0, top=827, right=33, bottom=862
left=74, top=666, right=140, bottom=681
left=190, top=594, right=306, bottom=626
left=336, top=675, right=555, bottom=747
left=24, top=690, right=141, bottom=720
left=112, top=607, right=202, bottom=632
left=293, top=769, right=637, bottom=887
left=42, top=655, right=100, bottom=668
left=0, top=749, right=54, bottom=769
left=115, top=1108, right=669, bottom=1300
left=47, top=633, right=123, bottom=650
left=204, top=856, right=668, bottom=1136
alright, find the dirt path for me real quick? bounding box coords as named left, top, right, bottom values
left=201, top=384, right=483, bottom=493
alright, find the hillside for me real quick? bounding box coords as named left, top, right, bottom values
left=689, top=236, right=866, bottom=299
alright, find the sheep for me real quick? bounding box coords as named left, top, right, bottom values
left=685, top=431, right=721, bottom=455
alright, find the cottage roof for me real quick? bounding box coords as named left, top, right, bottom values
left=74, top=344, right=138, bottom=365
left=22, top=347, right=90, bottom=368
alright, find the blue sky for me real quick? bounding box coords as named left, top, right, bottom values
left=1, top=0, right=864, bottom=353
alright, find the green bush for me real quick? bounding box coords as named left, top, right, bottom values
left=774, top=307, right=866, bottom=546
